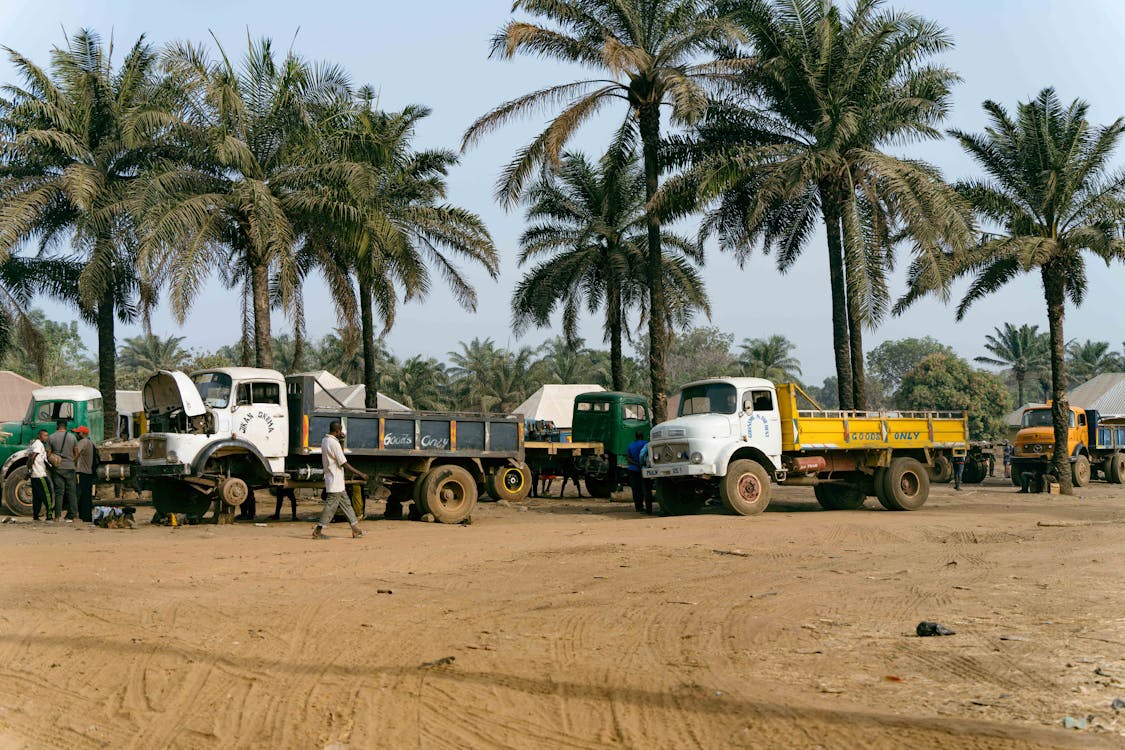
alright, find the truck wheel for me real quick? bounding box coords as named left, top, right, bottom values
left=719, top=460, right=772, bottom=516
left=418, top=464, right=477, bottom=524
left=928, top=455, right=953, bottom=483
left=654, top=479, right=702, bottom=516
left=881, top=457, right=929, bottom=511
left=962, top=460, right=986, bottom=484
left=584, top=473, right=617, bottom=498
left=1106, top=454, right=1125, bottom=484
left=872, top=468, right=893, bottom=510
left=1072, top=454, right=1091, bottom=487
left=814, top=483, right=867, bottom=510
left=217, top=477, right=249, bottom=506
left=486, top=463, right=531, bottom=502
left=2, top=466, right=33, bottom=516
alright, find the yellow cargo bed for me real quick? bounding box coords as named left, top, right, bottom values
left=775, top=383, right=969, bottom=453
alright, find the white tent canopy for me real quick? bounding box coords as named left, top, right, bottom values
left=289, top=371, right=411, bottom=412
left=513, top=384, right=604, bottom=429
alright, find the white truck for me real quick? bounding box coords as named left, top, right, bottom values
left=643, top=377, right=970, bottom=515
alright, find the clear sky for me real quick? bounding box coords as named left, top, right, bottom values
left=3, top=0, right=1125, bottom=384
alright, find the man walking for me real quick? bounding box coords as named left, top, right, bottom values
left=28, top=429, right=53, bottom=521
left=313, top=420, right=368, bottom=539
left=74, top=426, right=96, bottom=522
left=47, top=420, right=78, bottom=521
left=952, top=452, right=966, bottom=491
left=626, top=430, right=651, bottom=514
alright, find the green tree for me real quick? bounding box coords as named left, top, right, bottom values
left=0, top=29, right=172, bottom=428
left=922, top=89, right=1125, bottom=494
left=531, top=337, right=606, bottom=386
left=664, top=0, right=970, bottom=410
left=448, top=338, right=536, bottom=413
left=1066, top=339, right=1123, bottom=386
left=0, top=310, right=96, bottom=386
left=896, top=353, right=1011, bottom=441
left=512, top=150, right=708, bottom=390
left=738, top=335, right=801, bottom=382
left=119, top=333, right=189, bottom=372
left=661, top=326, right=738, bottom=392
left=867, top=337, right=954, bottom=397
left=973, top=323, right=1049, bottom=406
left=463, top=0, right=745, bottom=422
left=384, top=356, right=451, bottom=411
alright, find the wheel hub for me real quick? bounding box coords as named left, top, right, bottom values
left=900, top=472, right=919, bottom=497
left=738, top=474, right=761, bottom=502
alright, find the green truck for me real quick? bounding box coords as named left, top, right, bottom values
left=492, top=391, right=652, bottom=501
left=0, top=386, right=134, bottom=515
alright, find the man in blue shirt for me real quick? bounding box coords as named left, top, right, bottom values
left=626, top=431, right=651, bottom=514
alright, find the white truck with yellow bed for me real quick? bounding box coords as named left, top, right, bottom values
left=644, top=377, right=970, bottom=515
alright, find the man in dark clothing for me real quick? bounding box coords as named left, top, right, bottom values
left=47, top=420, right=78, bottom=521
left=626, top=430, right=651, bottom=514
left=74, top=425, right=96, bottom=522
left=28, top=429, right=53, bottom=521
left=952, top=452, right=966, bottom=490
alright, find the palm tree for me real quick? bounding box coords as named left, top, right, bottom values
left=930, top=89, right=1125, bottom=495
left=0, top=29, right=173, bottom=429
left=386, top=356, right=451, bottom=411
left=320, top=94, right=497, bottom=408
left=512, top=150, right=708, bottom=390
left=138, top=36, right=358, bottom=369
left=974, top=323, right=1049, bottom=406
left=1067, top=340, right=1124, bottom=386
left=532, top=337, right=609, bottom=385
left=463, top=0, right=746, bottom=422
left=662, top=0, right=970, bottom=410
left=118, top=333, right=190, bottom=372
left=739, top=335, right=802, bottom=382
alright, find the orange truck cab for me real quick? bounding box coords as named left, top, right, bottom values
left=1012, top=405, right=1125, bottom=487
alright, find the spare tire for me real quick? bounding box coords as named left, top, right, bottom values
left=485, top=462, right=532, bottom=502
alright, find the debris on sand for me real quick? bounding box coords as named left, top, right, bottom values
left=420, top=656, right=455, bottom=669
left=712, top=549, right=750, bottom=557
left=1061, top=716, right=1088, bottom=730
left=916, top=621, right=956, bottom=637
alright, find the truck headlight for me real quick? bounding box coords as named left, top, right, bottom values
left=166, top=450, right=178, bottom=464
left=690, top=452, right=703, bottom=464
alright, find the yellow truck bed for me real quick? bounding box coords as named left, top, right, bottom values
left=776, top=383, right=969, bottom=453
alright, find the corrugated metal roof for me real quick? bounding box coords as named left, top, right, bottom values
left=1005, top=373, right=1125, bottom=424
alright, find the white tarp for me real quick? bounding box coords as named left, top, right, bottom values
left=513, top=384, right=605, bottom=429
left=289, top=371, right=411, bottom=411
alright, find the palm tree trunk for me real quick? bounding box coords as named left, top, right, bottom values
left=607, top=275, right=624, bottom=391
left=820, top=194, right=853, bottom=410
left=1015, top=373, right=1025, bottom=408
left=848, top=297, right=866, bottom=409
left=1042, top=265, right=1073, bottom=495
left=639, top=104, right=667, bottom=423
left=360, top=290, right=379, bottom=409
left=250, top=259, right=272, bottom=368
left=97, top=287, right=118, bottom=440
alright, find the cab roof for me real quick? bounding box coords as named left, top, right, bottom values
left=32, top=386, right=101, bottom=402
left=192, top=367, right=285, bottom=381
left=575, top=391, right=647, bottom=402
left=678, top=377, right=775, bottom=391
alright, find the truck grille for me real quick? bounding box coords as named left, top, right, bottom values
left=141, top=436, right=167, bottom=460
left=651, top=443, right=689, bottom=463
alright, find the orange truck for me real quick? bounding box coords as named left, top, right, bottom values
left=1011, top=405, right=1125, bottom=486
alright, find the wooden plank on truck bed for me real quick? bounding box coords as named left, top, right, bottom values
left=525, top=441, right=604, bottom=456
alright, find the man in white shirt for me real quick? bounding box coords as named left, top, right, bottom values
left=28, top=429, right=53, bottom=521
left=313, top=420, right=368, bottom=539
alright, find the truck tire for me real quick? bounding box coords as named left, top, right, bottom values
left=871, top=468, right=893, bottom=509
left=1072, top=454, right=1091, bottom=487
left=814, top=483, right=867, bottom=510
left=1106, top=453, right=1125, bottom=484
left=928, top=454, right=953, bottom=483
left=583, top=472, right=617, bottom=498
left=719, top=460, right=772, bottom=516
left=962, top=460, right=986, bottom=484
left=486, top=462, right=532, bottom=502
left=654, top=479, right=702, bottom=516
left=217, top=476, right=249, bottom=506
left=417, top=464, right=477, bottom=524
left=880, top=457, right=929, bottom=511
left=3, top=465, right=33, bottom=516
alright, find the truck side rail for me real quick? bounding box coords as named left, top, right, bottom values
left=793, top=410, right=966, bottom=420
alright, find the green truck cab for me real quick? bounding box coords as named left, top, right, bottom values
left=571, top=391, right=651, bottom=496
left=0, top=386, right=104, bottom=515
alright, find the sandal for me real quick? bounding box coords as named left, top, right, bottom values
left=351, top=527, right=366, bottom=538
left=312, top=527, right=327, bottom=540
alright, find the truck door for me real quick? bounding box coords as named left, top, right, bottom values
left=742, top=388, right=783, bottom=463
left=232, top=381, right=289, bottom=467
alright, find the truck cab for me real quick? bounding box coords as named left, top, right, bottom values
left=1012, top=404, right=1113, bottom=487
left=570, top=391, right=651, bottom=496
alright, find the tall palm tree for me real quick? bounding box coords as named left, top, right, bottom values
left=1067, top=340, right=1123, bottom=386
left=321, top=94, right=497, bottom=408
left=118, top=333, right=190, bottom=372
left=512, top=150, right=708, bottom=390
left=974, top=323, right=1049, bottom=406
left=385, top=355, right=451, bottom=411
left=925, top=89, right=1125, bottom=495
left=0, top=29, right=173, bottom=429
left=739, top=335, right=801, bottom=382
left=139, top=36, right=358, bottom=369
left=463, top=0, right=746, bottom=422
left=662, top=0, right=970, bottom=410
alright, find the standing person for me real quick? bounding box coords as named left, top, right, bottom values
left=28, top=429, right=53, bottom=521
left=73, top=426, right=96, bottom=522
left=952, top=452, right=966, bottom=491
left=312, top=420, right=368, bottom=539
left=1003, top=441, right=1013, bottom=478
left=47, top=420, right=78, bottom=521
left=626, top=430, right=649, bottom=513
left=988, top=449, right=996, bottom=477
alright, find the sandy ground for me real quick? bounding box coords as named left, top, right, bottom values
left=1, top=477, right=1123, bottom=749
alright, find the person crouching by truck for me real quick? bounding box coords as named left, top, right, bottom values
left=312, top=420, right=369, bottom=540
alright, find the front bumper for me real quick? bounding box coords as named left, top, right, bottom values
left=644, top=463, right=711, bottom=479
left=135, top=462, right=190, bottom=480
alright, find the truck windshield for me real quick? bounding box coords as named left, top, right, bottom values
left=1022, top=409, right=1074, bottom=428
left=679, top=383, right=737, bottom=416
left=194, top=372, right=232, bottom=408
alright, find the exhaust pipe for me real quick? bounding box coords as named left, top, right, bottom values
left=96, top=464, right=132, bottom=482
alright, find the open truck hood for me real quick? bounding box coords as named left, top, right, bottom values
left=143, top=370, right=207, bottom=417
